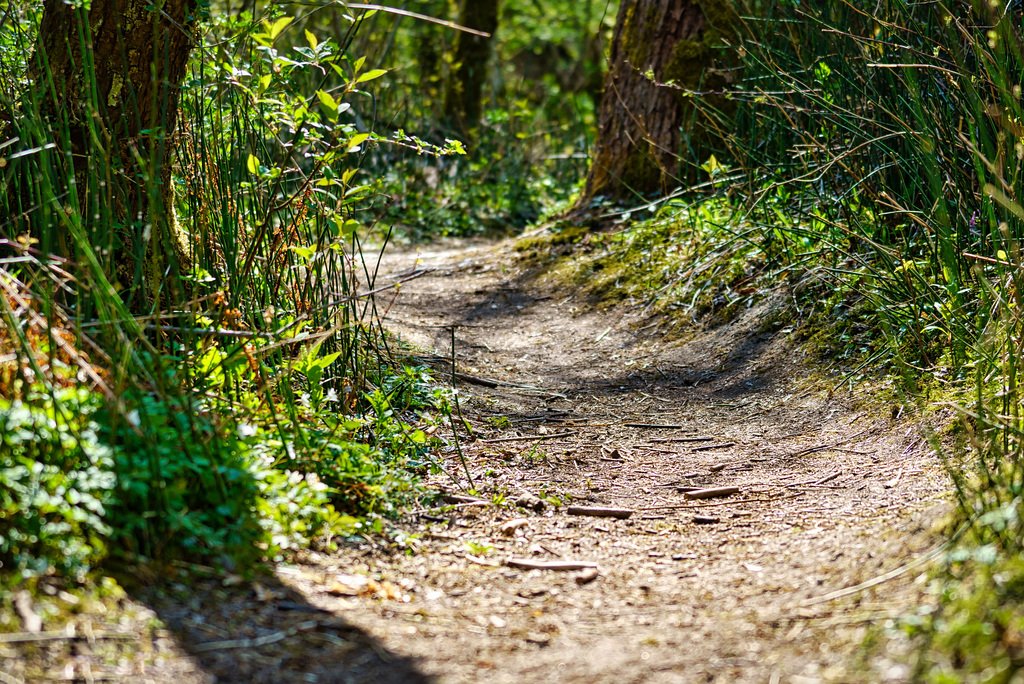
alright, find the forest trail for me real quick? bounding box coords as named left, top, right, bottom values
left=276, top=235, right=948, bottom=683
left=27, top=236, right=950, bottom=684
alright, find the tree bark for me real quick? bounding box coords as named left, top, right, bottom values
left=574, top=0, right=737, bottom=210
left=29, top=0, right=198, bottom=307
left=444, top=0, right=500, bottom=137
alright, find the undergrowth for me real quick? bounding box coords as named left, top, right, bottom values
left=0, top=3, right=461, bottom=591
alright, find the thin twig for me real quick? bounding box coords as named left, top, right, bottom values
left=506, top=559, right=598, bottom=571
left=641, top=492, right=802, bottom=511
left=481, top=432, right=573, bottom=444
left=800, top=543, right=948, bottom=607
left=0, top=630, right=135, bottom=644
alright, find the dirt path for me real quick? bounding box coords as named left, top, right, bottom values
left=2, top=237, right=949, bottom=683
left=273, top=237, right=948, bottom=683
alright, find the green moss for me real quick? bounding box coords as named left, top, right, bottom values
left=514, top=223, right=589, bottom=253
left=697, top=0, right=739, bottom=42
left=528, top=197, right=769, bottom=327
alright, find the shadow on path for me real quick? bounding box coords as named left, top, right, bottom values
left=128, top=568, right=434, bottom=683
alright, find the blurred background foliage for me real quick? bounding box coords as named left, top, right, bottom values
left=344, top=0, right=617, bottom=240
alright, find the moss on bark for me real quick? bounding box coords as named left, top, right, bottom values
left=29, top=0, right=198, bottom=309
left=573, top=0, right=739, bottom=213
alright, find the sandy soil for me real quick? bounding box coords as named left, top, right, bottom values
left=1, top=236, right=949, bottom=683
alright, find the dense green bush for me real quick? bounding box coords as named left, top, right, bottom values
left=0, top=391, right=114, bottom=581
left=99, top=392, right=262, bottom=562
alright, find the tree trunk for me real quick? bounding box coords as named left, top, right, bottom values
left=444, top=0, right=500, bottom=137
left=574, top=0, right=737, bottom=210
left=30, top=0, right=198, bottom=308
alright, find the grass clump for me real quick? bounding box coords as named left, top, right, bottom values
left=704, top=1, right=1024, bottom=679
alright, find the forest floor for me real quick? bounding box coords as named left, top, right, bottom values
left=3, top=236, right=951, bottom=683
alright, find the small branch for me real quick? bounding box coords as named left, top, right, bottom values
left=650, top=436, right=714, bottom=443
left=693, top=442, right=735, bottom=452
left=481, top=432, right=573, bottom=444
left=567, top=506, right=633, bottom=519
left=506, top=559, right=598, bottom=571
left=191, top=631, right=289, bottom=653
left=641, top=493, right=802, bottom=511
left=0, top=630, right=135, bottom=644
left=800, top=543, right=947, bottom=607
left=814, top=470, right=842, bottom=485
left=624, top=423, right=687, bottom=429
left=449, top=327, right=475, bottom=490
left=684, top=486, right=740, bottom=500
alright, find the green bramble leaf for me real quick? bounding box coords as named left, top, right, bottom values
left=355, top=69, right=387, bottom=84
left=347, top=133, right=370, bottom=152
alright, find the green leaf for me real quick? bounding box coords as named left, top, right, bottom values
left=304, top=29, right=318, bottom=52
left=268, top=16, right=292, bottom=40
left=333, top=217, right=359, bottom=237
left=316, top=89, right=338, bottom=113
left=319, top=351, right=342, bottom=368
left=355, top=69, right=387, bottom=84
left=246, top=154, right=259, bottom=175
left=346, top=133, right=370, bottom=152
left=291, top=245, right=315, bottom=260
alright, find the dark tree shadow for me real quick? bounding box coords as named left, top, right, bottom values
left=124, top=568, right=434, bottom=684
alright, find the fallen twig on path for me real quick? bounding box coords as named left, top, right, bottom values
left=443, top=494, right=490, bottom=505
left=640, top=492, right=803, bottom=511
left=684, top=486, right=740, bottom=500
left=405, top=500, right=492, bottom=517
left=800, top=542, right=948, bottom=607
left=0, top=629, right=135, bottom=644
left=482, top=432, right=573, bottom=444
left=693, top=442, right=736, bottom=452
left=506, top=559, right=598, bottom=571
left=815, top=470, right=842, bottom=485
left=625, top=423, right=687, bottom=429
left=191, top=630, right=291, bottom=653
left=650, top=436, right=714, bottom=443
left=566, top=506, right=633, bottom=519
left=785, top=429, right=872, bottom=458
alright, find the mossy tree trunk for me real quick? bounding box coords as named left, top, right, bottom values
left=574, top=0, right=737, bottom=210
left=444, top=0, right=500, bottom=137
left=31, top=0, right=198, bottom=308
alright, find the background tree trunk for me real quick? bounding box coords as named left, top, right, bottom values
left=574, top=0, right=737, bottom=211
left=444, top=0, right=500, bottom=137
left=31, top=0, right=198, bottom=307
